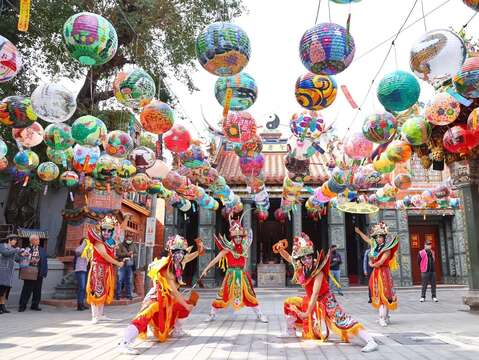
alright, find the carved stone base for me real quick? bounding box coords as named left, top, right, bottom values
left=257, top=263, right=285, bottom=287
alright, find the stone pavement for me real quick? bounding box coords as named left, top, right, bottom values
left=0, top=288, right=478, bottom=360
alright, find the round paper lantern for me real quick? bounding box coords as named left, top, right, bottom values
left=93, top=154, right=119, bottom=180
left=386, top=140, right=412, bottom=163
left=421, top=189, right=435, bottom=204
left=377, top=71, right=420, bottom=111
left=63, top=12, right=118, bottom=66
left=104, top=130, right=134, bottom=158
left=255, top=209, right=269, bottom=222
left=37, top=162, right=60, bottom=182
left=299, top=22, right=355, bottom=75
left=0, top=157, right=8, bottom=171
left=80, top=175, right=95, bottom=192
left=140, top=100, right=174, bottom=135
left=164, top=125, right=191, bottom=153
left=14, top=150, right=39, bottom=172
left=129, top=146, right=156, bottom=170
left=214, top=72, right=258, bottom=111
left=373, top=153, right=395, bottom=174
left=72, top=115, right=107, bottom=146
left=344, top=132, right=373, bottom=160
left=443, top=125, right=473, bottom=153
left=362, top=112, right=397, bottom=144
left=0, top=35, right=22, bottom=82
left=463, top=0, right=479, bottom=11
left=60, top=170, right=79, bottom=188
left=453, top=57, right=479, bottom=98
left=113, top=67, right=156, bottom=109
left=234, top=134, right=263, bottom=157
left=410, top=29, right=466, bottom=85
left=46, top=146, right=74, bottom=166
left=195, top=22, right=251, bottom=76
left=239, top=154, right=264, bottom=177
left=425, top=92, right=460, bottom=126
left=0, top=139, right=7, bottom=158
left=393, top=173, right=412, bottom=190
left=131, top=173, right=151, bottom=192
left=179, top=145, right=207, bottom=169
left=467, top=108, right=479, bottom=135
left=72, top=144, right=101, bottom=174
left=44, top=123, right=74, bottom=150
left=117, top=159, right=137, bottom=178
left=401, top=116, right=431, bottom=145
left=295, top=72, right=337, bottom=110
left=274, top=208, right=287, bottom=223
left=290, top=110, right=325, bottom=140
left=0, top=96, right=37, bottom=128
left=31, top=83, right=77, bottom=123
left=12, top=122, right=44, bottom=148
left=223, top=111, right=257, bottom=143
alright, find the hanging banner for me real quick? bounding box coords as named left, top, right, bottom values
left=18, top=0, right=31, bottom=32
left=341, top=85, right=358, bottom=109
left=222, top=88, right=233, bottom=118
left=145, top=217, right=156, bottom=247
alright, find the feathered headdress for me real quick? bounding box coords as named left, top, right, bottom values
left=99, top=215, right=119, bottom=230
left=228, top=210, right=250, bottom=238
left=292, top=232, right=314, bottom=260
left=370, top=222, right=389, bottom=237
left=166, top=234, right=191, bottom=252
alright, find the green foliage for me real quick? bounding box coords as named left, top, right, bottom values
left=140, top=132, right=157, bottom=151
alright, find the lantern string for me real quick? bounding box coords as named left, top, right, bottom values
left=461, top=11, right=478, bottom=30
left=327, top=0, right=332, bottom=23
left=420, top=0, right=427, bottom=31
left=339, top=0, right=419, bottom=142
left=90, top=69, right=94, bottom=113
left=314, top=0, right=322, bottom=25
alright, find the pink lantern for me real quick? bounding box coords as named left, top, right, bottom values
left=274, top=208, right=287, bottom=223
left=223, top=111, right=257, bottom=143
left=344, top=132, right=373, bottom=160
left=164, top=125, right=191, bottom=153
left=443, top=125, right=475, bottom=153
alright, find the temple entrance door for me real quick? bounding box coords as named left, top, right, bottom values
left=409, top=226, right=442, bottom=285
left=175, top=208, right=198, bottom=286
left=345, top=213, right=368, bottom=285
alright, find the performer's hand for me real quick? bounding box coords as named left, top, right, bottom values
left=364, top=272, right=368, bottom=276
left=200, top=269, right=208, bottom=279
left=354, top=226, right=360, bottom=234
left=117, top=261, right=125, bottom=268
left=185, top=303, right=194, bottom=312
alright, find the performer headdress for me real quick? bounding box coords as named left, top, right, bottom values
left=228, top=216, right=247, bottom=238
left=166, top=234, right=190, bottom=252
left=292, top=232, right=314, bottom=260
left=99, top=215, right=118, bottom=230
left=370, top=222, right=389, bottom=237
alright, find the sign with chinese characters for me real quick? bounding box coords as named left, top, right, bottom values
left=145, top=217, right=156, bottom=247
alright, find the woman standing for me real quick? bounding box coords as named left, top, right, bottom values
left=74, top=238, right=91, bottom=311
left=0, top=234, right=25, bottom=314
left=355, top=223, right=399, bottom=327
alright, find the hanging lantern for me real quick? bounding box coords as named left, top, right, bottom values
left=239, top=154, right=264, bottom=177
left=140, top=100, right=174, bottom=135
left=113, top=67, right=156, bottom=109
left=425, top=92, right=461, bottom=126
left=195, top=22, right=251, bottom=76
left=234, top=134, right=263, bottom=157
left=362, top=112, right=397, bottom=144
left=0, top=35, right=22, bottom=83
left=463, top=0, right=479, bottom=11
left=37, top=162, right=60, bottom=182
left=274, top=208, right=287, bottom=223
left=72, top=144, right=101, bottom=174
left=164, top=125, right=192, bottom=153
left=377, top=71, right=420, bottom=111
left=46, top=147, right=74, bottom=167
left=385, top=140, right=413, bottom=163
left=93, top=154, right=119, bottom=181
left=104, top=130, right=134, bottom=158
left=0, top=139, right=7, bottom=158
left=443, top=125, right=474, bottom=153
left=63, top=12, right=118, bottom=66
left=31, top=82, right=77, bottom=123
left=117, top=159, right=137, bottom=178
left=410, top=29, right=466, bottom=85
left=401, top=116, right=431, bottom=145
left=71, top=115, right=107, bottom=146
left=453, top=57, right=479, bottom=99
left=467, top=108, right=479, bottom=135
left=373, top=153, right=395, bottom=174
left=0, top=96, right=37, bottom=128
left=60, top=170, right=80, bottom=188
left=14, top=149, right=39, bottom=172
left=43, top=123, right=75, bottom=150
left=12, top=122, right=44, bottom=148
left=344, top=132, right=373, bottom=160
left=214, top=72, right=258, bottom=111
left=129, top=146, right=156, bottom=171
left=295, top=72, right=337, bottom=110
left=393, top=173, right=412, bottom=190
left=0, top=157, right=8, bottom=171
left=223, top=111, right=257, bottom=143
left=290, top=110, right=325, bottom=140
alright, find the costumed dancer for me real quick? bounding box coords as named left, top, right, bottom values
left=118, top=235, right=204, bottom=355
left=87, top=213, right=130, bottom=324
left=273, top=234, right=378, bottom=353
left=200, top=215, right=267, bottom=323
left=355, top=222, right=399, bottom=327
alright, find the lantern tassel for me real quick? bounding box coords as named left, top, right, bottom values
left=22, top=175, right=29, bottom=187
left=70, top=192, right=74, bottom=202
left=43, top=184, right=48, bottom=196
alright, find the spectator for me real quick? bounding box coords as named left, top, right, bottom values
left=74, top=238, right=90, bottom=311
left=363, top=246, right=373, bottom=303
left=18, top=235, right=48, bottom=312
left=116, top=235, right=137, bottom=300
left=330, top=245, right=343, bottom=296
left=418, top=241, right=438, bottom=303
left=0, top=234, right=26, bottom=314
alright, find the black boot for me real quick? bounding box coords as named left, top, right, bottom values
left=1, top=304, right=10, bottom=313
left=77, top=303, right=83, bottom=311
left=0, top=305, right=4, bottom=314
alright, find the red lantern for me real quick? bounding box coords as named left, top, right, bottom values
left=443, top=125, right=475, bottom=153
left=274, top=208, right=287, bottom=223
left=164, top=125, right=191, bottom=153
left=255, top=209, right=268, bottom=222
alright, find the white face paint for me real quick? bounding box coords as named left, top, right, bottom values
left=300, top=254, right=313, bottom=268
left=233, top=236, right=243, bottom=245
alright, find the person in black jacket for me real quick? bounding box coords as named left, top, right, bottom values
left=363, top=247, right=373, bottom=303
left=330, top=245, right=343, bottom=296
left=18, top=235, right=48, bottom=312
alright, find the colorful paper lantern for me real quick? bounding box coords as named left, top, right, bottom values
left=31, top=83, right=77, bottom=123
left=377, top=71, right=420, bottom=111
left=14, top=150, right=39, bottom=171
left=81, top=175, right=96, bottom=192
left=239, top=154, right=264, bottom=177
left=44, top=123, right=74, bottom=150
left=179, top=145, right=207, bottom=169
left=60, top=170, right=80, bottom=188
left=463, top=0, right=479, bottom=11
left=425, top=92, right=460, bottom=126
left=0, top=35, right=22, bottom=82
left=72, top=144, right=101, bottom=174
left=299, top=22, right=355, bottom=75
left=410, top=29, right=466, bottom=85
left=453, top=57, right=479, bottom=99
left=63, top=12, right=118, bottom=66
left=0, top=157, right=8, bottom=171
left=295, top=72, right=337, bottom=110
left=113, top=67, right=156, bottom=109
left=344, top=132, right=373, bottom=160
left=37, top=162, right=60, bottom=182
left=129, top=146, right=156, bottom=170
left=104, top=130, right=134, bottom=158
left=215, top=72, right=257, bottom=111
left=393, top=173, right=412, bottom=190
left=131, top=173, right=151, bottom=192
left=46, top=146, right=73, bottom=167
left=234, top=134, right=262, bottom=157
left=386, top=140, right=413, bottom=163
left=164, top=125, right=191, bottom=153
left=71, top=115, right=107, bottom=146
left=467, top=108, right=479, bottom=136
left=223, top=111, right=257, bottom=143
left=255, top=209, right=269, bottom=222
left=373, top=153, right=395, bottom=174
left=195, top=22, right=251, bottom=76
left=0, top=96, right=37, bottom=128
left=93, top=154, right=119, bottom=180
left=12, top=122, right=44, bottom=148
left=117, top=159, right=137, bottom=178
left=443, top=125, right=473, bottom=153
left=274, top=208, right=287, bottom=223
left=140, top=100, right=174, bottom=135
left=401, top=116, right=431, bottom=145
left=0, top=139, right=7, bottom=158
left=290, top=110, right=325, bottom=140
left=362, top=112, right=397, bottom=144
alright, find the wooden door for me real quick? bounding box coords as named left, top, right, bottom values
left=409, top=226, right=442, bottom=284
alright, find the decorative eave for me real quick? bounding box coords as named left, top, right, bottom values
left=122, top=199, right=151, bottom=216
left=62, top=207, right=123, bottom=222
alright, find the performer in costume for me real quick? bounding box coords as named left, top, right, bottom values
left=87, top=213, right=130, bottom=324
left=273, top=234, right=378, bottom=353
left=355, top=222, right=399, bottom=327
left=117, top=235, right=204, bottom=355
left=200, top=216, right=267, bottom=323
